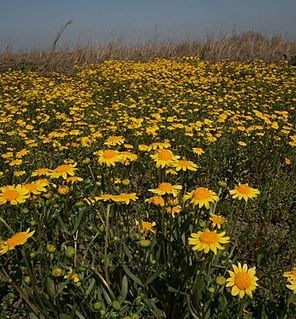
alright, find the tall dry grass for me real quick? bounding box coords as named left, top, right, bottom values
left=1, top=31, right=296, bottom=73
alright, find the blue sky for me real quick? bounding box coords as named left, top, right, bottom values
left=1, top=0, right=296, bottom=51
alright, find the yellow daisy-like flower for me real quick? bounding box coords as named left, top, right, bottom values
left=31, top=168, right=51, bottom=177
left=188, top=229, right=230, bottom=254
left=49, top=163, right=77, bottom=179
left=149, top=182, right=182, bottom=197
left=284, top=267, right=296, bottom=293
left=226, top=263, right=259, bottom=298
left=145, top=195, right=165, bottom=207
left=192, top=147, right=204, bottom=155
left=0, top=229, right=35, bottom=255
left=23, top=179, right=49, bottom=195
left=173, top=159, right=198, bottom=171
left=112, top=193, right=138, bottom=204
left=209, top=214, right=225, bottom=229
left=120, top=151, right=138, bottom=164
left=96, top=150, right=122, bottom=166
left=150, top=149, right=179, bottom=168
left=183, top=187, right=219, bottom=209
left=104, top=135, right=125, bottom=146
left=230, top=183, right=260, bottom=201
left=0, top=185, right=30, bottom=205
left=136, top=220, right=156, bottom=235
left=66, top=176, right=84, bottom=184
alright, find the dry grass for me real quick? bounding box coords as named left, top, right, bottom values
left=1, top=31, right=296, bottom=73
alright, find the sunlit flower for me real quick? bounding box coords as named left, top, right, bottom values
left=0, top=229, right=35, bottom=255
left=173, top=159, right=198, bottom=171
left=104, top=135, right=125, bottom=146
left=188, top=229, right=230, bottom=254
left=150, top=149, right=179, bottom=168
left=230, top=183, right=260, bottom=201
left=192, top=147, right=204, bottom=155
left=183, top=187, right=219, bottom=209
left=0, top=185, right=30, bottom=205
left=145, top=195, right=165, bottom=207
left=209, top=214, right=225, bottom=229
left=96, top=150, right=122, bottom=166
left=31, top=168, right=51, bottom=177
left=23, top=179, right=49, bottom=195
left=149, top=182, right=182, bottom=197
left=136, top=220, right=156, bottom=235
left=66, top=176, right=83, bottom=183
left=49, top=163, right=77, bottom=179
left=226, top=263, right=259, bottom=298
left=284, top=267, right=296, bottom=293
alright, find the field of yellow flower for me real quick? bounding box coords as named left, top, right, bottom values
left=0, top=58, right=295, bottom=318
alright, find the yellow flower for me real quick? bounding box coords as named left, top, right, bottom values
left=192, top=147, right=204, bottom=155
left=0, top=229, right=35, bottom=255
left=112, top=193, right=138, bottom=204
left=57, top=185, right=70, bottom=195
left=0, top=185, right=30, bottom=205
left=104, top=135, right=125, bottom=146
left=230, top=184, right=260, bottom=201
left=49, top=163, right=77, bottom=179
left=209, top=214, right=225, bottom=229
left=96, top=150, right=122, bottom=166
left=14, top=170, right=26, bottom=177
left=66, top=176, right=83, bottom=183
left=238, top=141, right=247, bottom=147
left=183, top=187, right=219, bottom=209
left=150, top=149, right=179, bottom=168
left=188, top=229, right=230, bottom=254
left=145, top=195, right=165, bottom=207
left=284, top=267, right=296, bottom=293
left=173, top=159, right=198, bottom=171
left=226, top=263, right=259, bottom=298
left=23, top=179, right=49, bottom=195
left=136, top=220, right=156, bottom=235
left=31, top=168, right=51, bottom=177
left=149, top=182, right=182, bottom=197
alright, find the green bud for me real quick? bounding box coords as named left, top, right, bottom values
left=112, top=300, right=121, bottom=311
left=93, top=301, right=103, bottom=310
left=21, top=207, right=30, bottom=214
left=65, top=246, right=75, bottom=258
left=74, top=201, right=85, bottom=208
left=139, top=239, right=151, bottom=247
left=46, top=243, right=56, bottom=253
left=23, top=276, right=31, bottom=284
left=52, top=267, right=63, bottom=277
left=217, top=181, right=227, bottom=188
left=208, top=287, right=215, bottom=293
left=216, top=275, right=227, bottom=286
left=82, top=158, right=91, bottom=165
left=30, top=251, right=36, bottom=259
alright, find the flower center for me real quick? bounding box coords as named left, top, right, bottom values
left=192, top=187, right=210, bottom=200
left=234, top=272, right=251, bottom=290
left=3, top=189, right=19, bottom=200
left=7, top=233, right=26, bottom=248
left=103, top=150, right=117, bottom=159
left=55, top=165, right=71, bottom=173
left=24, top=184, right=37, bottom=192
left=199, top=231, right=218, bottom=244
left=159, top=183, right=173, bottom=192
left=237, top=184, right=251, bottom=194
left=158, top=150, right=172, bottom=161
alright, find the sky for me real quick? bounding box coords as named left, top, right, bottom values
left=0, top=0, right=296, bottom=51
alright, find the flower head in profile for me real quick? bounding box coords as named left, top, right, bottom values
left=173, top=159, right=198, bottom=172
left=145, top=195, right=165, bottom=207
left=226, top=263, right=259, bottom=298
left=150, top=149, right=179, bottom=168
left=284, top=267, right=296, bottom=293
left=230, top=183, right=260, bottom=201
left=136, top=220, right=156, bottom=236
left=0, top=229, right=35, bottom=255
left=0, top=184, right=30, bottom=205
left=183, top=187, right=219, bottom=209
left=188, top=229, right=230, bottom=254
left=149, top=182, right=182, bottom=197
left=49, top=163, right=77, bottom=179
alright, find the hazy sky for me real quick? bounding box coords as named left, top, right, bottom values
left=1, top=0, right=296, bottom=51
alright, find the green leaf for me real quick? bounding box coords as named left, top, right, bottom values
left=57, top=213, right=71, bottom=235
left=119, top=275, right=128, bottom=302
left=121, top=263, right=143, bottom=287
left=145, top=266, right=165, bottom=286
left=71, top=207, right=88, bottom=235
left=85, top=278, right=96, bottom=297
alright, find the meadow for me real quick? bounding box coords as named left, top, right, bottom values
left=0, top=56, right=295, bottom=318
